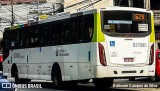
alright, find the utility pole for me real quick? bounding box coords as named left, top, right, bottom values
left=11, top=0, right=14, bottom=26
left=37, top=1, right=39, bottom=22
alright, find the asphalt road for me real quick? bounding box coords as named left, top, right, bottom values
left=11, top=77, right=160, bottom=91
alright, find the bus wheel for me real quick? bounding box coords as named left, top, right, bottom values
left=11, top=65, right=20, bottom=84
left=11, top=64, right=31, bottom=84
left=51, top=65, right=62, bottom=88
left=150, top=75, right=159, bottom=82
left=93, top=78, right=113, bottom=88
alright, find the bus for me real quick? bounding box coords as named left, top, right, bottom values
left=2, top=7, right=155, bottom=88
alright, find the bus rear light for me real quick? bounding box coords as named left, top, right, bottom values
left=149, top=44, right=154, bottom=65
left=98, top=43, right=107, bottom=66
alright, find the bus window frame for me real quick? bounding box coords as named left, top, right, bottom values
left=100, top=10, right=151, bottom=37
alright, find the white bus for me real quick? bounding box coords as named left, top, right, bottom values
left=2, top=7, right=155, bottom=88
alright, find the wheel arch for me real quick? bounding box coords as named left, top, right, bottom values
left=51, top=62, right=62, bottom=80
left=11, top=63, right=18, bottom=77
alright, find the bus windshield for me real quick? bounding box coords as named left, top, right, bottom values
left=101, top=11, right=151, bottom=36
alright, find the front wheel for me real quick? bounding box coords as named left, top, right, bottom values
left=11, top=66, right=30, bottom=84
left=11, top=65, right=21, bottom=84
left=93, top=78, right=114, bottom=88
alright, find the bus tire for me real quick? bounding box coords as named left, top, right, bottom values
left=11, top=64, right=21, bottom=84
left=93, top=78, right=113, bottom=88
left=51, top=64, right=62, bottom=88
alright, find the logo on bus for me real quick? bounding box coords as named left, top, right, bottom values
left=56, top=49, right=69, bottom=56
left=133, top=43, right=147, bottom=47
left=14, top=53, right=25, bottom=59
left=110, top=41, right=115, bottom=47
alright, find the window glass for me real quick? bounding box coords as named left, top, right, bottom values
left=2, top=31, right=10, bottom=52
left=78, top=14, right=94, bottom=43
left=29, top=25, right=40, bottom=47
left=64, top=18, right=78, bottom=44
left=18, top=28, right=28, bottom=48
left=54, top=21, right=63, bottom=45
left=40, top=23, right=50, bottom=46
left=10, top=30, right=18, bottom=49
left=101, top=11, right=151, bottom=37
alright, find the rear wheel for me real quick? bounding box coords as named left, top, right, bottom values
left=51, top=65, right=62, bottom=88
left=93, top=78, right=114, bottom=88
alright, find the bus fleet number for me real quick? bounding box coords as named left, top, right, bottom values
left=133, top=43, right=147, bottom=47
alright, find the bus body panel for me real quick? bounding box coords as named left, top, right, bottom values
left=94, top=8, right=155, bottom=78
left=106, top=36, right=149, bottom=65
left=3, top=43, right=93, bottom=81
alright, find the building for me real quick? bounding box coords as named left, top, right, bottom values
left=0, top=0, right=46, bottom=5
left=64, top=0, right=113, bottom=13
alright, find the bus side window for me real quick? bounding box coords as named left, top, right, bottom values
left=78, top=14, right=94, bottom=43
left=85, top=15, right=94, bottom=41
left=51, top=22, right=56, bottom=45
left=3, top=39, right=10, bottom=52
left=78, top=18, right=85, bottom=42
left=40, top=24, right=48, bottom=46
left=31, top=25, right=40, bottom=47
left=54, top=21, right=63, bottom=45
left=64, top=20, right=70, bottom=44
left=10, top=30, right=17, bottom=49
left=3, top=31, right=10, bottom=52
left=17, top=30, right=20, bottom=48
left=19, top=29, right=27, bottom=48
left=70, top=19, right=78, bottom=43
